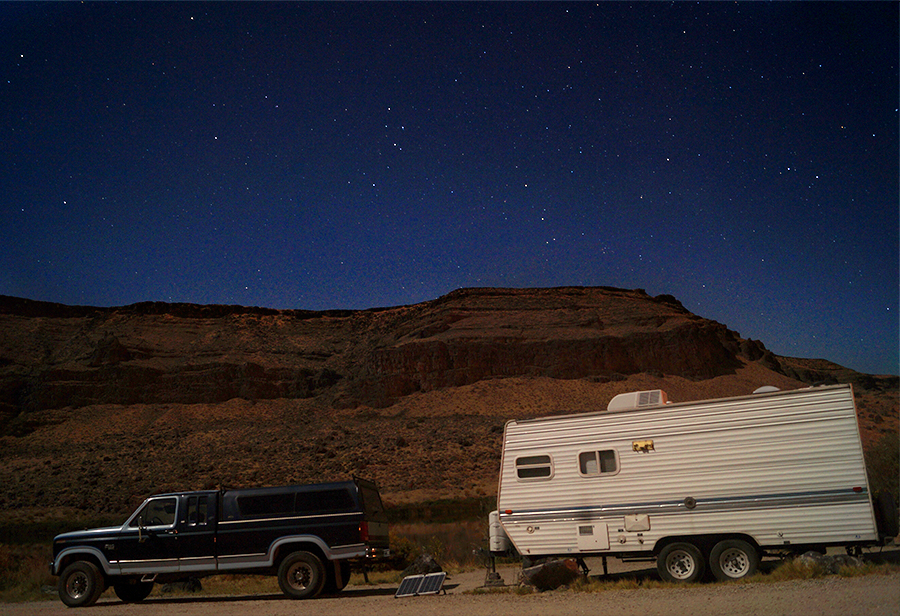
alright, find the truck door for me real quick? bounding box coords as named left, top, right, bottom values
left=176, top=493, right=218, bottom=572
left=117, top=496, right=181, bottom=575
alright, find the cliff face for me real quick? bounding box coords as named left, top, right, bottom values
left=0, top=287, right=895, bottom=515
left=347, top=287, right=768, bottom=405
left=0, top=287, right=783, bottom=419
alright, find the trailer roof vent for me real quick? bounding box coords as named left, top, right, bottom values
left=753, top=385, right=780, bottom=394
left=607, top=390, right=668, bottom=412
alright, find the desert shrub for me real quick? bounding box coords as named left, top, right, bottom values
left=866, top=429, right=899, bottom=503
left=388, top=521, right=487, bottom=571
left=0, top=544, right=55, bottom=602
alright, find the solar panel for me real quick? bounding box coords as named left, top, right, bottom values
left=395, top=574, right=424, bottom=598
left=417, top=572, right=446, bottom=595
left=394, top=572, right=446, bottom=597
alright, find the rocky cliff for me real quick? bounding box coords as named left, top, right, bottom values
left=0, top=287, right=895, bottom=516
left=0, top=286, right=788, bottom=419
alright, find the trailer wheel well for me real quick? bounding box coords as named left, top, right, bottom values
left=654, top=534, right=760, bottom=556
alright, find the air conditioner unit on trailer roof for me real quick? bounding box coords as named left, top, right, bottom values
left=607, top=389, right=668, bottom=412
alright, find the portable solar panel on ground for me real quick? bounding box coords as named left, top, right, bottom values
left=394, top=572, right=447, bottom=597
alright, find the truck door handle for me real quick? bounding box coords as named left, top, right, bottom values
left=165, top=529, right=178, bottom=536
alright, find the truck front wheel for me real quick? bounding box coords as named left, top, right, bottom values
left=58, top=560, right=105, bottom=607
left=277, top=551, right=325, bottom=599
left=657, top=542, right=705, bottom=583
left=709, top=539, right=759, bottom=581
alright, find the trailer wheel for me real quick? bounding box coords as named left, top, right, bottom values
left=657, top=542, right=705, bottom=583
left=277, top=551, right=325, bottom=599
left=709, top=539, right=759, bottom=581
left=58, top=560, right=105, bottom=607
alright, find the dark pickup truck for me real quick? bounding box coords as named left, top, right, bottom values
left=50, top=478, right=390, bottom=607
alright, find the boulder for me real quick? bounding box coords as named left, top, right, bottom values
left=795, top=551, right=864, bottom=574
left=160, top=578, right=202, bottom=593
left=520, top=558, right=580, bottom=591
left=401, top=553, right=443, bottom=577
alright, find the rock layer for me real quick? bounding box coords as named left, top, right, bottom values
left=0, top=286, right=798, bottom=417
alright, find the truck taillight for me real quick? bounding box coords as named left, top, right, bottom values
left=359, top=521, right=369, bottom=542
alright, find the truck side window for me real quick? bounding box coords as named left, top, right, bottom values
left=516, top=455, right=553, bottom=480
left=188, top=496, right=208, bottom=526
left=237, top=493, right=294, bottom=517
left=296, top=489, right=355, bottom=514
left=579, top=450, right=618, bottom=476
left=130, top=497, right=177, bottom=527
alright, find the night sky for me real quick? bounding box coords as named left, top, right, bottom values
left=2, top=2, right=897, bottom=375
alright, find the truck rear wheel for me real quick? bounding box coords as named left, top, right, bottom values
left=657, top=542, right=705, bottom=583
left=277, top=551, right=325, bottom=599
left=709, top=539, right=759, bottom=581
left=58, top=560, right=105, bottom=607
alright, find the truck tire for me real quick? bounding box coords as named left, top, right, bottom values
left=657, top=542, right=705, bottom=583
left=58, top=560, right=105, bottom=607
left=277, top=551, right=325, bottom=599
left=709, top=539, right=759, bottom=581
left=113, top=578, right=154, bottom=603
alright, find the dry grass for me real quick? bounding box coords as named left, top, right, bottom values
left=0, top=544, right=55, bottom=602
left=747, top=558, right=900, bottom=583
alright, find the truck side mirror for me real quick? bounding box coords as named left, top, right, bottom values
left=138, top=515, right=147, bottom=543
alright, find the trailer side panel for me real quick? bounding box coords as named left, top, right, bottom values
left=496, top=385, right=877, bottom=557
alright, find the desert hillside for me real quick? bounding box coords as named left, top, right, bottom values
left=0, top=287, right=896, bottom=521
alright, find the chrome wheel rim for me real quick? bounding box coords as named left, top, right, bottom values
left=719, top=548, right=750, bottom=578
left=66, top=572, right=89, bottom=599
left=666, top=549, right=696, bottom=580
left=287, top=562, right=313, bottom=591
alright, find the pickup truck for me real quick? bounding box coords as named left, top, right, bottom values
left=50, top=478, right=390, bottom=607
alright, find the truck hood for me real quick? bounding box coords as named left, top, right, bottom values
left=54, top=525, right=122, bottom=543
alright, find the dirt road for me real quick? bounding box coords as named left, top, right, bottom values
left=10, top=568, right=900, bottom=616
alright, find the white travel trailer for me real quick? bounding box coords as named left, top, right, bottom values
left=490, top=384, right=895, bottom=582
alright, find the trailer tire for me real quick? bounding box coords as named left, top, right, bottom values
left=277, top=551, right=325, bottom=599
left=657, top=542, right=705, bottom=583
left=58, top=560, right=105, bottom=607
left=709, top=539, right=759, bottom=581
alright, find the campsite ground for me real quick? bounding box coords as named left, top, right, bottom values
left=11, top=548, right=900, bottom=616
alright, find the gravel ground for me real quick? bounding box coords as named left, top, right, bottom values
left=10, top=563, right=900, bottom=616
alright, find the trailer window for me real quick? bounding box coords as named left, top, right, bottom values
left=516, top=455, right=553, bottom=480
left=579, top=450, right=618, bottom=476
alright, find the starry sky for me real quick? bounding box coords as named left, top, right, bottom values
left=1, top=2, right=897, bottom=375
